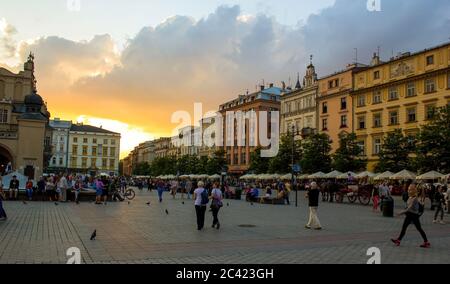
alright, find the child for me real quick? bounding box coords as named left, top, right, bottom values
left=26, top=178, right=34, bottom=201
left=372, top=187, right=380, bottom=212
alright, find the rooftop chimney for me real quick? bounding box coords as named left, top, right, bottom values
left=371, top=52, right=380, bottom=66
left=269, top=83, right=274, bottom=88
left=260, top=85, right=265, bottom=91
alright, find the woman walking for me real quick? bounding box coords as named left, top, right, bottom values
left=391, top=183, right=430, bottom=248
left=194, top=181, right=209, bottom=231
left=95, top=177, right=104, bottom=205
left=305, top=182, right=322, bottom=230
left=210, top=182, right=223, bottom=229
left=157, top=180, right=165, bottom=203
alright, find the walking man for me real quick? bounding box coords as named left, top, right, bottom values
left=0, top=180, right=7, bottom=220
left=305, top=182, right=322, bottom=230
left=433, top=185, right=446, bottom=224
left=58, top=174, right=69, bottom=202
left=194, top=181, right=209, bottom=231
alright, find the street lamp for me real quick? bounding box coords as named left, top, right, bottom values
left=290, top=125, right=300, bottom=207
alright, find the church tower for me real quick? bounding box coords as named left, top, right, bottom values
left=303, top=55, right=318, bottom=89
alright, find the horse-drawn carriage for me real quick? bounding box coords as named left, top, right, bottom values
left=320, top=181, right=372, bottom=205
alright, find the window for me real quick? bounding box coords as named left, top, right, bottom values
left=322, top=102, right=328, bottom=114
left=373, top=138, right=382, bottom=155
left=103, top=139, right=108, bottom=145
left=83, top=138, right=88, bottom=143
left=322, top=119, right=328, bottom=131
left=93, top=138, right=97, bottom=144
left=340, top=115, right=347, bottom=128
left=373, top=113, right=382, bottom=128
left=358, top=116, right=366, bottom=130
left=0, top=109, right=8, bottom=123
left=447, top=73, right=450, bottom=89
left=233, top=153, right=238, bottom=165
left=426, top=55, right=434, bottom=66
left=372, top=91, right=382, bottom=104
left=82, top=146, right=88, bottom=155
left=59, top=157, right=63, bottom=166
left=357, top=95, right=365, bottom=107
left=103, top=146, right=108, bottom=156
left=52, top=157, right=56, bottom=165
left=335, top=79, right=339, bottom=88
left=425, top=78, right=436, bottom=93
left=71, top=157, right=77, bottom=168
left=340, top=97, right=347, bottom=110
left=110, top=147, right=116, bottom=157
left=240, top=153, right=246, bottom=164
left=374, top=71, right=380, bottom=80
left=357, top=141, right=366, bottom=156
left=111, top=139, right=116, bottom=145
left=82, top=158, right=88, bottom=168
left=73, top=137, right=78, bottom=143
left=389, top=111, right=399, bottom=125
left=407, top=107, right=417, bottom=123
left=406, top=82, right=416, bottom=97
left=328, top=79, right=339, bottom=88
left=92, top=146, right=97, bottom=156
left=109, top=159, right=115, bottom=169
left=102, top=158, right=108, bottom=169
left=426, top=105, right=436, bottom=120
left=91, top=158, right=97, bottom=168
left=388, top=87, right=398, bottom=100
left=59, top=144, right=64, bottom=152
left=72, top=145, right=78, bottom=154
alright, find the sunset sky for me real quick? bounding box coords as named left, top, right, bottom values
left=1, top=0, right=449, bottom=158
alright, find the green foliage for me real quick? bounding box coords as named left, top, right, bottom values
left=133, top=162, right=151, bottom=175
left=332, top=132, right=367, bottom=172
left=249, top=147, right=270, bottom=174
left=375, top=129, right=414, bottom=173
left=300, top=133, right=332, bottom=174
left=206, top=149, right=226, bottom=175
left=415, top=105, right=450, bottom=173
left=268, top=135, right=302, bottom=174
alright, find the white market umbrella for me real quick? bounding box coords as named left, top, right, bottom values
left=374, top=171, right=394, bottom=181
left=356, top=171, right=376, bottom=178
left=337, top=172, right=357, bottom=180
left=281, top=174, right=293, bottom=180
left=325, top=170, right=343, bottom=179
left=298, top=174, right=310, bottom=180
left=390, top=170, right=417, bottom=180
left=308, top=172, right=326, bottom=179
left=208, top=174, right=221, bottom=180
left=416, top=171, right=444, bottom=180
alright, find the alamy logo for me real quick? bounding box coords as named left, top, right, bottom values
left=67, top=0, right=81, bottom=12
left=366, top=247, right=381, bottom=264
left=66, top=247, right=81, bottom=264
left=367, top=0, right=381, bottom=12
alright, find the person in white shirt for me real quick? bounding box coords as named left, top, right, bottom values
left=193, top=181, right=208, bottom=231
left=210, top=183, right=223, bottom=230
left=58, top=174, right=69, bottom=202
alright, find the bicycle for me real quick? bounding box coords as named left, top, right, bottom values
left=112, top=187, right=136, bottom=201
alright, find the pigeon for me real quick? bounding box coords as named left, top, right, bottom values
left=165, top=209, right=169, bottom=215
left=227, top=203, right=230, bottom=207
left=251, top=202, right=254, bottom=206
left=128, top=201, right=131, bottom=205
left=182, top=201, right=185, bottom=205
left=90, top=230, right=97, bottom=241
left=22, top=201, right=27, bottom=205
left=54, top=202, right=59, bottom=206
left=146, top=202, right=151, bottom=206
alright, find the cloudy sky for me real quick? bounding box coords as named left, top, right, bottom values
left=1, top=0, right=449, bottom=157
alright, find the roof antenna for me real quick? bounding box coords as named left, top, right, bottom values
left=354, top=48, right=358, bottom=64
left=377, top=45, right=381, bottom=57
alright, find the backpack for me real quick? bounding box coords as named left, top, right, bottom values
left=201, top=188, right=209, bottom=205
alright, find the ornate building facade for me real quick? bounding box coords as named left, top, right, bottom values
left=281, top=57, right=318, bottom=139
left=352, top=43, right=450, bottom=171
left=0, top=55, right=51, bottom=179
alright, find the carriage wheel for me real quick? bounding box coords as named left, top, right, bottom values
left=347, top=194, right=357, bottom=203
left=335, top=192, right=343, bottom=203
left=359, top=192, right=371, bottom=206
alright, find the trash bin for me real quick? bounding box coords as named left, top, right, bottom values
left=235, top=188, right=242, bottom=200
left=382, top=197, right=394, bottom=217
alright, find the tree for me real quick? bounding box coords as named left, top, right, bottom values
left=133, top=162, right=150, bottom=175
left=268, top=135, right=302, bottom=174
left=249, top=147, right=270, bottom=174
left=375, top=129, right=413, bottom=173
left=150, top=157, right=176, bottom=176
left=206, top=149, right=226, bottom=175
left=300, top=133, right=332, bottom=174
left=415, top=105, right=450, bottom=173
left=332, top=132, right=367, bottom=172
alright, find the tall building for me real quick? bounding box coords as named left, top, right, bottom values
left=219, top=84, right=284, bottom=174
left=0, top=54, right=51, bottom=179
left=352, top=43, right=450, bottom=171
left=281, top=57, right=318, bottom=139
left=68, top=124, right=121, bottom=175
left=199, top=116, right=218, bottom=158
left=318, top=63, right=368, bottom=152
left=48, top=118, right=71, bottom=172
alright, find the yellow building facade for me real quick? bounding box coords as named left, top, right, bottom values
left=352, top=43, right=450, bottom=171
